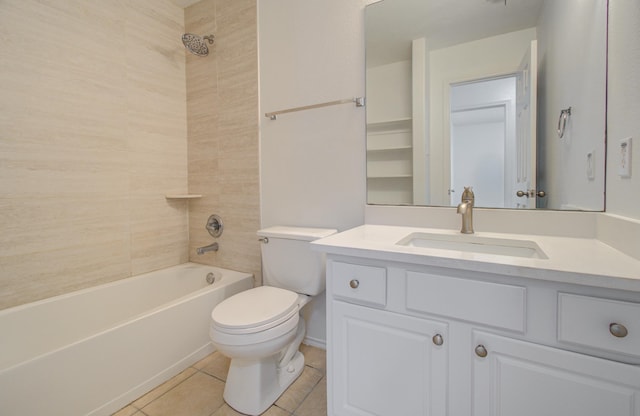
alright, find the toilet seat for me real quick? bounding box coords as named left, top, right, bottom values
left=211, top=286, right=300, bottom=335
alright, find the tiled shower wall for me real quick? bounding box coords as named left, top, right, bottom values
left=185, top=0, right=261, bottom=285
left=0, top=0, right=189, bottom=310
left=0, top=0, right=262, bottom=310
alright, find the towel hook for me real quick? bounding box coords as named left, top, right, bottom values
left=557, top=107, right=571, bottom=139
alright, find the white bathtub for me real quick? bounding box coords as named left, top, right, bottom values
left=0, top=262, right=253, bottom=416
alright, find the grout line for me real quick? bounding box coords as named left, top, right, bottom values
left=135, top=369, right=200, bottom=413
left=193, top=365, right=228, bottom=384
left=207, top=401, right=227, bottom=416
left=290, top=364, right=325, bottom=415
left=270, top=404, right=293, bottom=415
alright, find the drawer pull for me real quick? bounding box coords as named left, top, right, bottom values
left=609, top=323, right=628, bottom=338
left=349, top=279, right=360, bottom=289
left=475, top=344, right=488, bottom=358
left=432, top=334, right=444, bottom=346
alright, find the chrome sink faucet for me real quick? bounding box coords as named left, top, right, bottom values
left=456, top=187, right=475, bottom=234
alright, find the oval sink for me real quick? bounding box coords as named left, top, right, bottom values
left=396, top=232, right=548, bottom=259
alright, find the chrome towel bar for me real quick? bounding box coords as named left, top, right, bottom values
left=265, top=97, right=365, bottom=120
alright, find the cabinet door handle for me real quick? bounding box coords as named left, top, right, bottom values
left=609, top=323, right=628, bottom=338
left=432, top=334, right=444, bottom=346
left=475, top=344, right=488, bottom=358
left=349, top=279, right=359, bottom=289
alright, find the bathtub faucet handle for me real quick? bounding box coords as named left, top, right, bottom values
left=206, top=215, right=223, bottom=238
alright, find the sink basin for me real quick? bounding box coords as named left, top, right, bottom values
left=396, top=232, right=547, bottom=259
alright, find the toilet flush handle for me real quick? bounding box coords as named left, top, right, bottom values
left=258, top=237, right=269, bottom=244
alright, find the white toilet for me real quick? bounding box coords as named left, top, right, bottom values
left=209, top=226, right=337, bottom=415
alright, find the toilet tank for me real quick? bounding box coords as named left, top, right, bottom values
left=257, top=226, right=337, bottom=296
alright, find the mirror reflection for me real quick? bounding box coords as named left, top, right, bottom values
left=365, top=0, right=607, bottom=210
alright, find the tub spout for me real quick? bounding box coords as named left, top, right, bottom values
left=196, top=242, right=219, bottom=255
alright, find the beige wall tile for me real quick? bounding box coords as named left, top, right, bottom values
left=186, top=0, right=261, bottom=285
left=0, top=0, right=260, bottom=310
left=0, top=0, right=188, bottom=310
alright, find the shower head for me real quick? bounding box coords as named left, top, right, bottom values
left=182, top=33, right=214, bottom=57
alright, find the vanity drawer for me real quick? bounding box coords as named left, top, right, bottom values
left=332, top=262, right=386, bottom=307
left=406, top=271, right=526, bottom=332
left=558, top=293, right=640, bottom=360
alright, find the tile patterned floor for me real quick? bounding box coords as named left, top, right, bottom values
left=112, top=344, right=327, bottom=416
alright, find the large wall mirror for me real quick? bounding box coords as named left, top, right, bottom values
left=365, top=0, right=607, bottom=210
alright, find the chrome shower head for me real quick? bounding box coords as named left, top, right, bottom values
left=182, top=33, right=214, bottom=57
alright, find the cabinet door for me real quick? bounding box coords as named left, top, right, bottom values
left=331, top=301, right=447, bottom=416
left=472, top=331, right=640, bottom=416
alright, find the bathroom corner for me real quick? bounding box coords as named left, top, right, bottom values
left=184, top=0, right=262, bottom=286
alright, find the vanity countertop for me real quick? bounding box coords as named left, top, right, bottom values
left=311, top=224, right=640, bottom=292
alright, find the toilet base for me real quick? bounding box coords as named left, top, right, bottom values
left=223, top=351, right=305, bottom=415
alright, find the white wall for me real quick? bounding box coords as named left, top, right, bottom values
left=366, top=60, right=412, bottom=123
left=258, top=0, right=366, bottom=346
left=607, top=0, right=640, bottom=219
left=258, top=0, right=640, bottom=347
left=537, top=0, right=607, bottom=211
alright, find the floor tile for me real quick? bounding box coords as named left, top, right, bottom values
left=141, top=371, right=225, bottom=416
left=194, top=350, right=231, bottom=381
left=132, top=367, right=197, bottom=409
left=111, top=405, right=140, bottom=416
left=294, top=378, right=327, bottom=416
left=210, top=403, right=248, bottom=416
left=275, top=365, right=324, bottom=413
left=263, top=405, right=293, bottom=416
left=210, top=402, right=293, bottom=416
left=113, top=344, right=327, bottom=416
left=299, top=344, right=326, bottom=373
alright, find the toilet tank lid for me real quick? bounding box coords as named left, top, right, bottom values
left=257, top=226, right=337, bottom=241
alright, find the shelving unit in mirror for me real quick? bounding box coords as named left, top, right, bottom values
left=367, top=118, right=413, bottom=205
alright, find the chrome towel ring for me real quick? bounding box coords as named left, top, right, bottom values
left=557, top=107, right=572, bottom=138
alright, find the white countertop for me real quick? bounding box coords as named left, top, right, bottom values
left=311, top=224, right=640, bottom=292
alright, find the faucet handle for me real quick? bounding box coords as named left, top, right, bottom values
left=461, top=186, right=474, bottom=202
left=206, top=214, right=224, bottom=238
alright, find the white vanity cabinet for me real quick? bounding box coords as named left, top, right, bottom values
left=328, top=261, right=448, bottom=416
left=472, top=331, right=640, bottom=416
left=331, top=301, right=448, bottom=416
left=326, top=255, right=640, bottom=416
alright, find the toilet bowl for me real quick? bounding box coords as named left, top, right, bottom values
left=210, top=286, right=303, bottom=358
left=209, top=226, right=336, bottom=416
left=210, top=286, right=308, bottom=415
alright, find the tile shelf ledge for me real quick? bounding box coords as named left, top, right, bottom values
left=165, top=194, right=202, bottom=199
